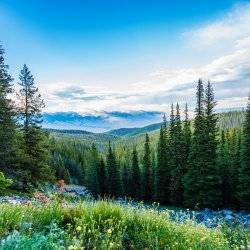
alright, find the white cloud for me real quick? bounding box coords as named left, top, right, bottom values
left=183, top=3, right=250, bottom=47
left=40, top=3, right=250, bottom=113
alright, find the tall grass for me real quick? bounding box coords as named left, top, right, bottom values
left=0, top=200, right=249, bottom=249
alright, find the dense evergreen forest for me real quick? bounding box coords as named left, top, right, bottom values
left=0, top=44, right=250, bottom=210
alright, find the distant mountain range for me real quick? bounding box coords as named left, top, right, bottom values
left=42, top=111, right=163, bottom=132
left=46, top=110, right=245, bottom=140
left=47, top=111, right=245, bottom=152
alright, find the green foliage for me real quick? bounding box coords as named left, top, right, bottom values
left=0, top=172, right=13, bottom=191
left=237, top=93, right=250, bottom=211
left=97, top=157, right=107, bottom=196
left=156, top=115, right=171, bottom=204
left=16, top=64, right=51, bottom=187
left=85, top=144, right=99, bottom=196
left=184, top=80, right=222, bottom=209
left=1, top=201, right=246, bottom=249
left=0, top=44, right=17, bottom=176
left=130, top=147, right=141, bottom=199
left=169, top=103, right=186, bottom=205
left=142, top=133, right=153, bottom=201
left=106, top=142, right=122, bottom=197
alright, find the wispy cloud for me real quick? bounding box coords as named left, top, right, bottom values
left=40, top=3, right=250, bottom=114
left=183, top=3, right=250, bottom=47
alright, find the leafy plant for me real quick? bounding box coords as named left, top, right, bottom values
left=0, top=172, right=13, bottom=191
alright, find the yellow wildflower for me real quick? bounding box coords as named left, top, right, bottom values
left=107, top=228, right=112, bottom=234
left=76, top=226, right=82, bottom=232
left=68, top=245, right=78, bottom=250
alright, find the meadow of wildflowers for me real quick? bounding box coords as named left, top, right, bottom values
left=0, top=199, right=249, bottom=249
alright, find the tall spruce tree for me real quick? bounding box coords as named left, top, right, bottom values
left=202, top=81, right=222, bottom=207
left=183, top=103, right=192, bottom=162
left=122, top=162, right=129, bottom=196
left=237, top=93, right=250, bottom=210
left=97, top=157, right=107, bottom=197
left=156, top=125, right=170, bottom=203
left=87, top=144, right=99, bottom=196
left=143, top=133, right=152, bottom=201
left=0, top=45, right=16, bottom=176
left=219, top=130, right=232, bottom=207
left=17, top=64, right=51, bottom=186
left=222, top=129, right=241, bottom=207
left=169, top=103, right=186, bottom=205
left=131, top=147, right=141, bottom=199
left=184, top=79, right=221, bottom=208
left=184, top=80, right=205, bottom=208
left=106, top=142, right=122, bottom=197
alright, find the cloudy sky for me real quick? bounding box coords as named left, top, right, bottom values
left=0, top=0, right=249, bottom=115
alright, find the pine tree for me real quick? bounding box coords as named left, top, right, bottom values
left=87, top=144, right=99, bottom=196
left=219, top=130, right=230, bottom=207
left=201, top=81, right=222, bottom=207
left=97, top=157, right=107, bottom=197
left=122, top=163, right=129, bottom=196
left=183, top=103, right=192, bottom=162
left=169, top=103, right=186, bottom=205
left=17, top=64, right=51, bottom=186
left=143, top=133, right=152, bottom=201
left=184, top=79, right=222, bottom=208
left=0, top=45, right=16, bottom=176
left=222, top=128, right=241, bottom=208
left=106, top=142, right=122, bottom=197
left=184, top=79, right=205, bottom=208
left=131, top=147, right=141, bottom=199
left=237, top=93, right=250, bottom=210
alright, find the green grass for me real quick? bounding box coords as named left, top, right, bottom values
left=0, top=200, right=249, bottom=249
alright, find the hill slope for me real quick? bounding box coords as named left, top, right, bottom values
left=106, top=122, right=163, bottom=137
left=48, top=111, right=245, bottom=151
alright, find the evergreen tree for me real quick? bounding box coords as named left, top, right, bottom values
left=169, top=103, right=186, bottom=205
left=131, top=147, right=141, bottom=199
left=17, top=64, right=51, bottom=186
left=219, top=130, right=230, bottom=207
left=184, top=79, right=221, bottom=208
left=156, top=114, right=170, bottom=204
left=184, top=79, right=205, bottom=208
left=87, top=144, right=99, bottom=196
left=222, top=129, right=241, bottom=207
left=169, top=104, right=175, bottom=141
left=183, top=103, right=192, bottom=162
left=106, top=142, right=122, bottom=197
left=143, top=133, right=152, bottom=201
left=0, top=45, right=16, bottom=176
left=202, top=81, right=222, bottom=207
left=97, top=157, right=107, bottom=197
left=122, top=162, right=130, bottom=196
left=237, top=93, right=250, bottom=210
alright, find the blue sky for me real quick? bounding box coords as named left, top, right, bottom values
left=1, top=0, right=250, bottom=115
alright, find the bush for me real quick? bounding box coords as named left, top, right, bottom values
left=0, top=172, right=12, bottom=191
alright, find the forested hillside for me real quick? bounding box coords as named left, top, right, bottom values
left=49, top=100, right=249, bottom=210
left=47, top=110, right=245, bottom=153
left=1, top=44, right=250, bottom=211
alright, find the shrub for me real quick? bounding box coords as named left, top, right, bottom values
left=0, top=172, right=12, bottom=192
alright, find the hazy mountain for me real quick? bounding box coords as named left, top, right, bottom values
left=42, top=111, right=163, bottom=132
left=45, top=111, right=246, bottom=152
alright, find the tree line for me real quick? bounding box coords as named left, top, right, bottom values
left=51, top=82, right=250, bottom=211
left=1, top=44, right=249, bottom=210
